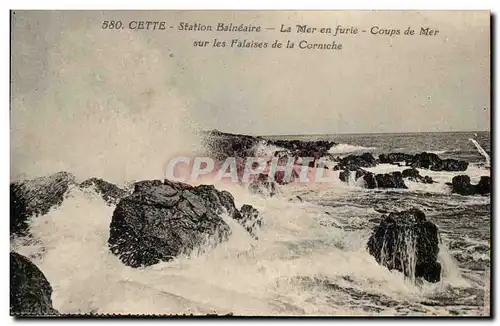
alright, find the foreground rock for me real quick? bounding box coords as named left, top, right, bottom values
left=450, top=175, right=491, bottom=195
left=109, top=179, right=260, bottom=267
left=80, top=178, right=128, bottom=205
left=10, top=252, right=58, bottom=316
left=11, top=172, right=76, bottom=237
left=367, top=209, right=441, bottom=283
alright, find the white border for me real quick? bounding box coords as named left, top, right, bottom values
left=2, top=1, right=497, bottom=325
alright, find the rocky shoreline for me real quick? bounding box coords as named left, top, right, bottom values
left=9, top=134, right=490, bottom=316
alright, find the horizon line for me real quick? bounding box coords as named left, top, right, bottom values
left=209, top=129, right=491, bottom=137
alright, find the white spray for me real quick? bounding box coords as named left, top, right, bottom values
left=469, top=138, right=490, bottom=167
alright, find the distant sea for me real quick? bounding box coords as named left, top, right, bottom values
left=264, top=131, right=490, bottom=163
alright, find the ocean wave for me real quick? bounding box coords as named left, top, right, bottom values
left=328, top=143, right=376, bottom=154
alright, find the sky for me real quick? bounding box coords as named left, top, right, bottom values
left=11, top=11, right=490, bottom=137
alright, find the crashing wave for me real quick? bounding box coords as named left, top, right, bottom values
left=328, top=143, right=376, bottom=154
left=469, top=138, right=490, bottom=168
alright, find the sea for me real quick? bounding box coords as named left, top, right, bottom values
left=12, top=131, right=491, bottom=316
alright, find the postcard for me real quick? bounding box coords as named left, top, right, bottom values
left=10, top=10, right=491, bottom=317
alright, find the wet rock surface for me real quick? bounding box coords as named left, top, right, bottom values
left=367, top=208, right=441, bottom=283
left=401, top=168, right=435, bottom=184
left=11, top=172, right=76, bottom=237
left=108, top=179, right=260, bottom=267
left=10, top=252, right=58, bottom=316
left=80, top=178, right=128, bottom=205
left=450, top=175, right=491, bottom=196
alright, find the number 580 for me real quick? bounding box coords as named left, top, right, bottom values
left=102, top=20, right=123, bottom=29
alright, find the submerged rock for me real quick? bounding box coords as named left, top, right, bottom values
left=450, top=175, right=490, bottom=195
left=10, top=252, right=58, bottom=316
left=80, top=178, right=128, bottom=205
left=108, top=179, right=260, bottom=267
left=11, top=172, right=76, bottom=237
left=367, top=209, right=441, bottom=283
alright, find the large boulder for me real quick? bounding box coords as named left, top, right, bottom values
left=367, top=209, right=441, bottom=283
left=450, top=175, right=490, bottom=195
left=80, top=178, right=128, bottom=205
left=108, top=180, right=259, bottom=267
left=10, top=252, right=58, bottom=316
left=11, top=172, right=76, bottom=237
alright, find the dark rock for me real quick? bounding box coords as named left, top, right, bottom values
left=11, top=172, right=76, bottom=237
left=237, top=204, right=262, bottom=238
left=133, top=180, right=164, bottom=192
left=367, top=209, right=441, bottom=283
left=10, top=252, right=58, bottom=316
left=362, top=172, right=378, bottom=189
left=441, top=159, right=469, bottom=172
left=378, top=153, right=414, bottom=165
left=410, top=152, right=443, bottom=170
left=338, top=153, right=377, bottom=170
left=450, top=175, right=476, bottom=195
left=379, top=152, right=468, bottom=172
left=423, top=176, right=435, bottom=184
left=202, top=130, right=264, bottom=161
left=401, top=168, right=435, bottom=184
left=273, top=169, right=300, bottom=185
left=266, top=139, right=335, bottom=160
left=450, top=175, right=490, bottom=195
left=374, top=172, right=407, bottom=189
left=202, top=130, right=335, bottom=161
left=476, top=176, right=491, bottom=195
left=339, top=170, right=350, bottom=183
left=108, top=180, right=260, bottom=267
left=80, top=178, right=128, bottom=205
left=164, top=179, right=194, bottom=190
left=248, top=178, right=278, bottom=197
left=410, top=152, right=468, bottom=172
